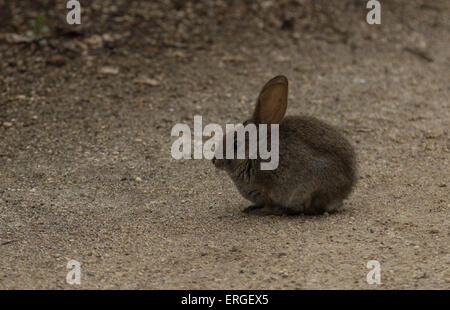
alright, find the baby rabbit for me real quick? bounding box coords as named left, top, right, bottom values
left=212, top=75, right=357, bottom=215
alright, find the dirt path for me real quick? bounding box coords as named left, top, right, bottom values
left=0, top=0, right=449, bottom=289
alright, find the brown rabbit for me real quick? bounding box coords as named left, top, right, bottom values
left=212, top=75, right=357, bottom=215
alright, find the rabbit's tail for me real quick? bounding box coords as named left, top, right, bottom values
left=337, top=144, right=358, bottom=193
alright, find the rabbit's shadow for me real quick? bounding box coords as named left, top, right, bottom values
left=241, top=205, right=348, bottom=217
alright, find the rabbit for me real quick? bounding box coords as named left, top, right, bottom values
left=212, top=75, right=357, bottom=215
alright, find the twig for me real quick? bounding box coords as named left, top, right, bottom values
left=1, top=240, right=18, bottom=246
left=403, top=47, right=434, bottom=62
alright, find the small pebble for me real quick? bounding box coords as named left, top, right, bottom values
left=47, top=54, right=67, bottom=67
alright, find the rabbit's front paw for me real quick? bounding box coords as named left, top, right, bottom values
left=243, top=205, right=285, bottom=216
left=242, top=205, right=264, bottom=213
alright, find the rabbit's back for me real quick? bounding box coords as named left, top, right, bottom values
left=268, top=115, right=357, bottom=213
left=280, top=115, right=356, bottom=182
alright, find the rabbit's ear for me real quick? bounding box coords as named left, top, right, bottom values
left=253, top=75, right=288, bottom=124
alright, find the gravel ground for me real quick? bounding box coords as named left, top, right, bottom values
left=0, top=0, right=449, bottom=289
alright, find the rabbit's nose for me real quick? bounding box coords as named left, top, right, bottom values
left=212, top=156, right=222, bottom=169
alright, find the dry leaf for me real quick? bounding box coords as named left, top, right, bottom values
left=134, top=76, right=160, bottom=86
left=99, top=66, right=119, bottom=75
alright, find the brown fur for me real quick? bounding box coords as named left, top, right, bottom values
left=212, top=75, right=357, bottom=215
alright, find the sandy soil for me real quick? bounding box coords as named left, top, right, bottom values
left=0, top=0, right=449, bottom=289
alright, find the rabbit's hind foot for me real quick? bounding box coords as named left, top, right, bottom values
left=242, top=204, right=303, bottom=216
left=243, top=205, right=286, bottom=216
left=304, top=198, right=343, bottom=215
